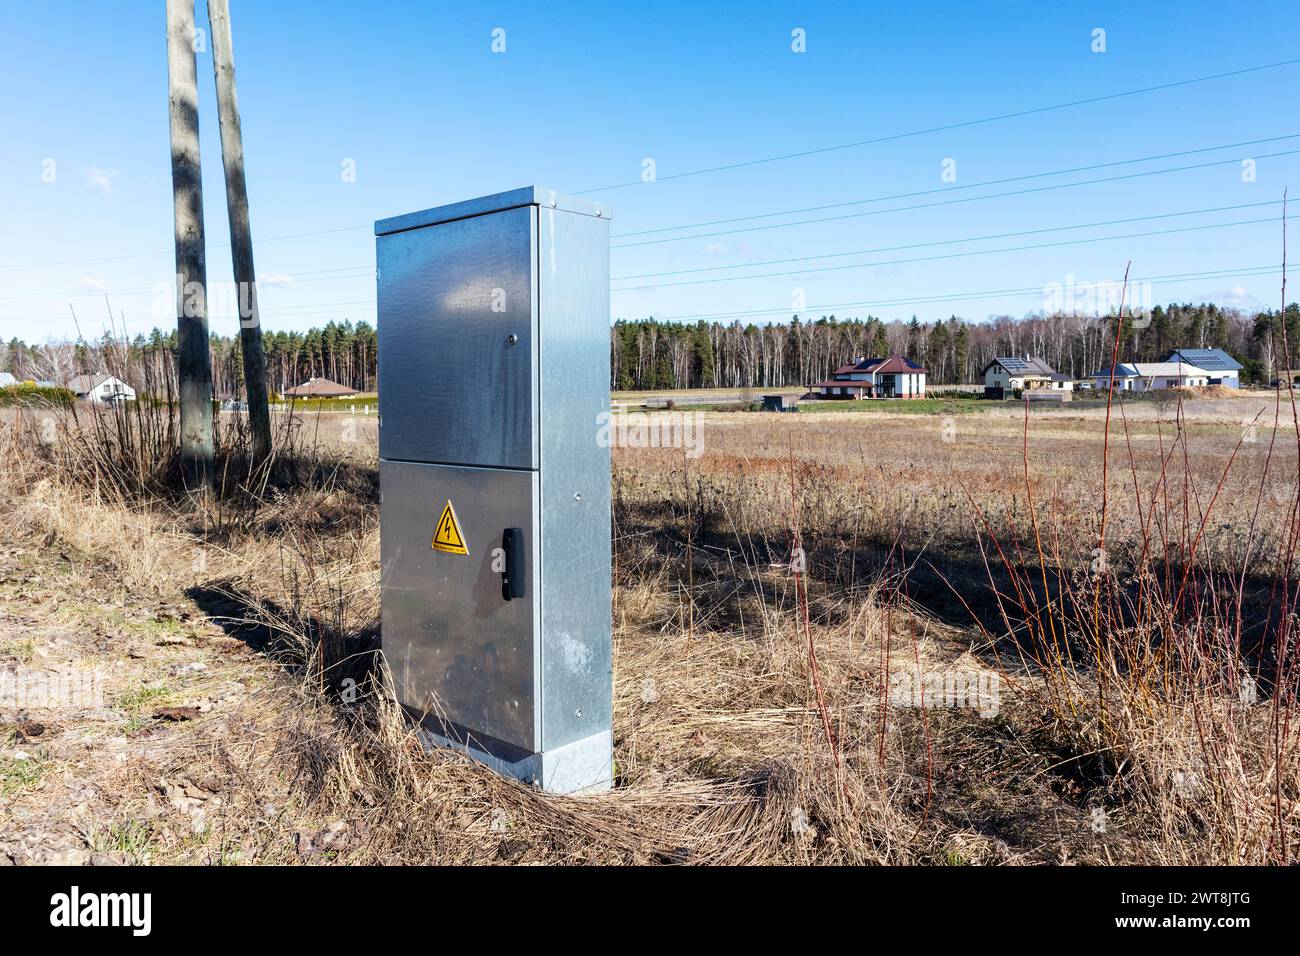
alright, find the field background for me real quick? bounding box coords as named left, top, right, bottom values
left=2, top=388, right=1298, bottom=864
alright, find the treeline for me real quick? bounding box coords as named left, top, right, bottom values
left=6, top=303, right=1299, bottom=397
left=4, top=319, right=377, bottom=399
left=611, top=303, right=1300, bottom=389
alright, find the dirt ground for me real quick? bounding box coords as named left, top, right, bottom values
left=0, top=536, right=275, bottom=864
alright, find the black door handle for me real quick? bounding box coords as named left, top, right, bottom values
left=501, top=528, right=525, bottom=600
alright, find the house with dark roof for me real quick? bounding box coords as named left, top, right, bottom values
left=1164, top=348, right=1242, bottom=387
left=981, top=356, right=1072, bottom=396
left=807, top=355, right=926, bottom=399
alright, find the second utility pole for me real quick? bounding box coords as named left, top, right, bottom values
left=166, top=0, right=214, bottom=492
left=209, top=0, right=272, bottom=466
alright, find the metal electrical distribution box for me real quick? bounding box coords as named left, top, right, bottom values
left=376, top=187, right=612, bottom=793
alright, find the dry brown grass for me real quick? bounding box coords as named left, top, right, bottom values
left=2, top=390, right=1298, bottom=864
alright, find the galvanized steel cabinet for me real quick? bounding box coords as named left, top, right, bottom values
left=376, top=187, right=612, bottom=793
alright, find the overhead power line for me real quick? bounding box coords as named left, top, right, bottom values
left=611, top=134, right=1300, bottom=239
left=4, top=130, right=1292, bottom=273
left=0, top=224, right=372, bottom=271
left=612, top=148, right=1300, bottom=249
left=613, top=217, right=1294, bottom=291
left=576, top=57, right=1300, bottom=194
left=0, top=266, right=374, bottom=300
left=616, top=213, right=1289, bottom=291
left=614, top=200, right=1285, bottom=282
left=246, top=298, right=376, bottom=315
left=113, top=298, right=378, bottom=329
left=629, top=264, right=1282, bottom=324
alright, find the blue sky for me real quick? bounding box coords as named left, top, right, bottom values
left=0, top=0, right=1297, bottom=343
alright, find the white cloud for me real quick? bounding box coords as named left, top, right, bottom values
left=85, top=167, right=119, bottom=196
left=73, top=276, right=107, bottom=292
left=259, top=273, right=295, bottom=287
left=1198, top=285, right=1264, bottom=309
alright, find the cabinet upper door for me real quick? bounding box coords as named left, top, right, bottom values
left=378, top=205, right=537, bottom=469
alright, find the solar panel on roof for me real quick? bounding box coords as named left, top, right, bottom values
left=1175, top=349, right=1232, bottom=370
left=1000, top=357, right=1029, bottom=371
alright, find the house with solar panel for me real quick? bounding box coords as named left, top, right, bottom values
left=808, top=355, right=927, bottom=399
left=1164, top=348, right=1242, bottom=387
left=981, top=356, right=1073, bottom=398
left=1092, top=361, right=1213, bottom=392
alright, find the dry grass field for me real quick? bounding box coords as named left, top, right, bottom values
left=2, top=389, right=1298, bottom=865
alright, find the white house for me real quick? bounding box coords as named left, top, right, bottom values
left=982, top=356, right=1073, bottom=394
left=1164, top=348, right=1242, bottom=387
left=1093, top=362, right=1211, bottom=392
left=67, top=374, right=137, bottom=404
left=808, top=355, right=927, bottom=399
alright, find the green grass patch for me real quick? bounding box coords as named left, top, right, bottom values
left=274, top=394, right=377, bottom=412
left=1, top=638, right=36, bottom=664
left=0, top=754, right=46, bottom=795
left=0, top=383, right=74, bottom=407
left=801, top=397, right=990, bottom=415
left=92, top=820, right=156, bottom=863
left=209, top=837, right=244, bottom=865
left=673, top=402, right=757, bottom=412
left=116, top=683, right=174, bottom=714
left=130, top=614, right=190, bottom=642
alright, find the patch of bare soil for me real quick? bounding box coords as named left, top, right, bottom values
left=0, top=537, right=280, bottom=864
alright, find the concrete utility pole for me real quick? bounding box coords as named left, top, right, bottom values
left=208, top=0, right=272, bottom=466
left=166, top=0, right=214, bottom=491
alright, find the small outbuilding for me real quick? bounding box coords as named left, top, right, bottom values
left=283, top=377, right=357, bottom=399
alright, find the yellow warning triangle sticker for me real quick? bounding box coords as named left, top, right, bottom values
left=431, top=500, right=469, bottom=555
